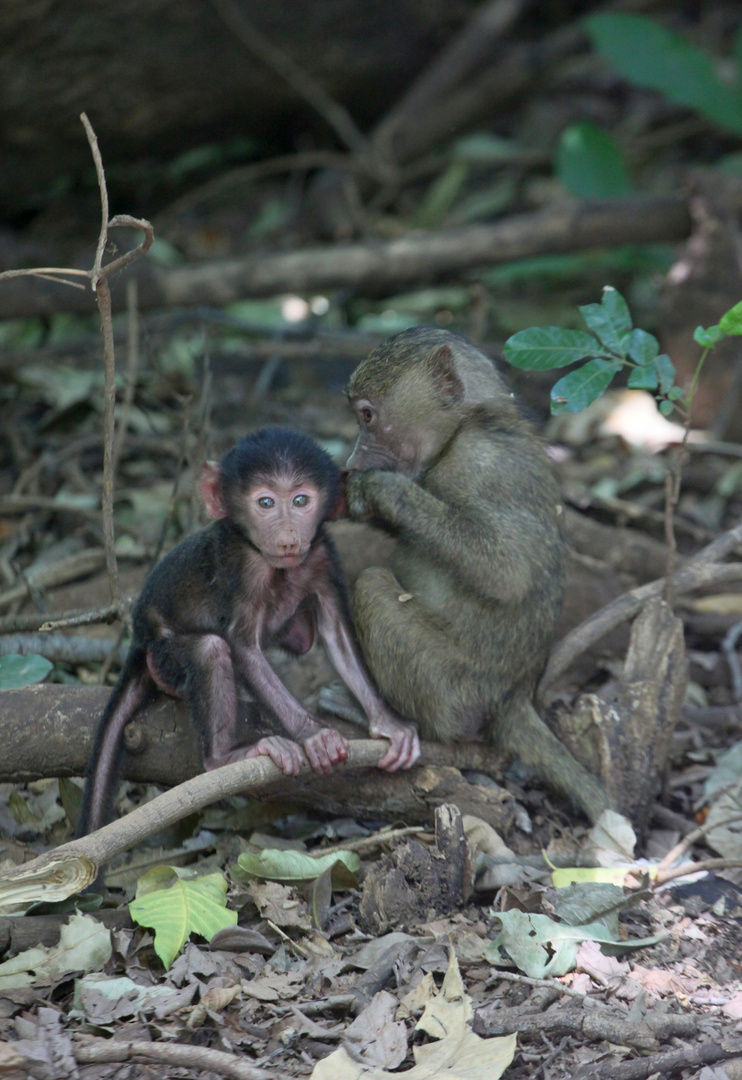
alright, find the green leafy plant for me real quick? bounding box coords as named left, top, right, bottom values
left=504, top=287, right=742, bottom=419
left=504, top=288, right=742, bottom=602
left=586, top=13, right=742, bottom=137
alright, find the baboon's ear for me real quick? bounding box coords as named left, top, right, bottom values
left=425, top=344, right=464, bottom=405
left=199, top=462, right=228, bottom=519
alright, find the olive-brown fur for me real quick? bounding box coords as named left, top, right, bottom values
left=346, top=327, right=610, bottom=822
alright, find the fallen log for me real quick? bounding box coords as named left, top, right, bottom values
left=0, top=195, right=691, bottom=319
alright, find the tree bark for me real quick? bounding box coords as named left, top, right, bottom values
left=0, top=196, right=691, bottom=319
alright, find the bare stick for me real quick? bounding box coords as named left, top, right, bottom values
left=0, top=195, right=692, bottom=320
left=0, top=267, right=88, bottom=288
left=0, top=739, right=509, bottom=890
left=73, top=1039, right=272, bottom=1080
left=95, top=271, right=121, bottom=606
left=539, top=521, right=742, bottom=695
left=112, top=278, right=141, bottom=475
left=373, top=0, right=526, bottom=157
left=80, top=114, right=154, bottom=611
left=209, top=0, right=374, bottom=166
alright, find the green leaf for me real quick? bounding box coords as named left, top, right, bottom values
left=694, top=323, right=725, bottom=347
left=655, top=354, right=677, bottom=394
left=451, top=132, right=519, bottom=163
left=412, top=160, right=470, bottom=228
left=503, top=327, right=607, bottom=370
left=556, top=121, right=633, bottom=198
left=0, top=653, right=53, bottom=689
left=623, top=328, right=659, bottom=365
left=129, top=868, right=236, bottom=969
left=659, top=400, right=676, bottom=417
left=550, top=358, right=619, bottom=414
left=483, top=909, right=667, bottom=979
left=579, top=287, right=632, bottom=353
left=587, top=13, right=742, bottom=136
left=719, top=300, right=742, bottom=335
left=627, top=365, right=658, bottom=390
left=235, top=848, right=360, bottom=889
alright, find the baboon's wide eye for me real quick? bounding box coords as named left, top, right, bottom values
left=293, top=494, right=310, bottom=507
left=257, top=496, right=274, bottom=509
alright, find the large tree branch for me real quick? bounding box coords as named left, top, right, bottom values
left=0, top=196, right=691, bottom=319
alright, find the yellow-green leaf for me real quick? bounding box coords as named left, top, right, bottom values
left=129, top=867, right=236, bottom=969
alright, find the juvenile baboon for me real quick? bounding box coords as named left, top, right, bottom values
left=345, top=327, right=610, bottom=822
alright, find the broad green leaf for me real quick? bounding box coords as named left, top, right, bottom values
left=550, top=358, right=619, bottom=414
left=503, top=327, right=606, bottom=370
left=579, top=287, right=632, bottom=353
left=556, top=121, right=632, bottom=198
left=0, top=653, right=53, bottom=689
left=623, top=328, right=659, bottom=365
left=694, top=323, right=725, bottom=347
left=129, top=868, right=236, bottom=969
left=654, top=353, right=677, bottom=394
left=627, top=365, right=658, bottom=390
left=659, top=400, right=676, bottom=417
left=235, top=848, right=360, bottom=889
left=587, top=14, right=742, bottom=136
left=719, top=300, right=742, bottom=335
left=484, top=909, right=667, bottom=978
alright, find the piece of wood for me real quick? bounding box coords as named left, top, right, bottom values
left=555, top=598, right=687, bottom=835
left=0, top=196, right=691, bottom=319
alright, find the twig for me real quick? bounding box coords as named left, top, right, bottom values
left=312, top=825, right=426, bottom=859
left=156, top=149, right=352, bottom=225
left=486, top=969, right=587, bottom=998
left=74, top=1038, right=273, bottom=1080
left=373, top=0, right=526, bottom=159
left=722, top=617, right=742, bottom=702
left=539, top=521, right=742, bottom=695
left=0, top=267, right=88, bottom=287
left=573, top=1035, right=742, bottom=1080
left=0, top=550, right=108, bottom=612
left=209, top=0, right=375, bottom=168
left=0, top=606, right=117, bottom=634
left=656, top=811, right=742, bottom=876
left=79, top=114, right=154, bottom=615
left=662, top=450, right=682, bottom=608
left=82, top=112, right=118, bottom=608
left=0, top=634, right=127, bottom=667
left=111, top=278, right=141, bottom=475
left=39, top=606, right=120, bottom=632
left=655, top=856, right=742, bottom=886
